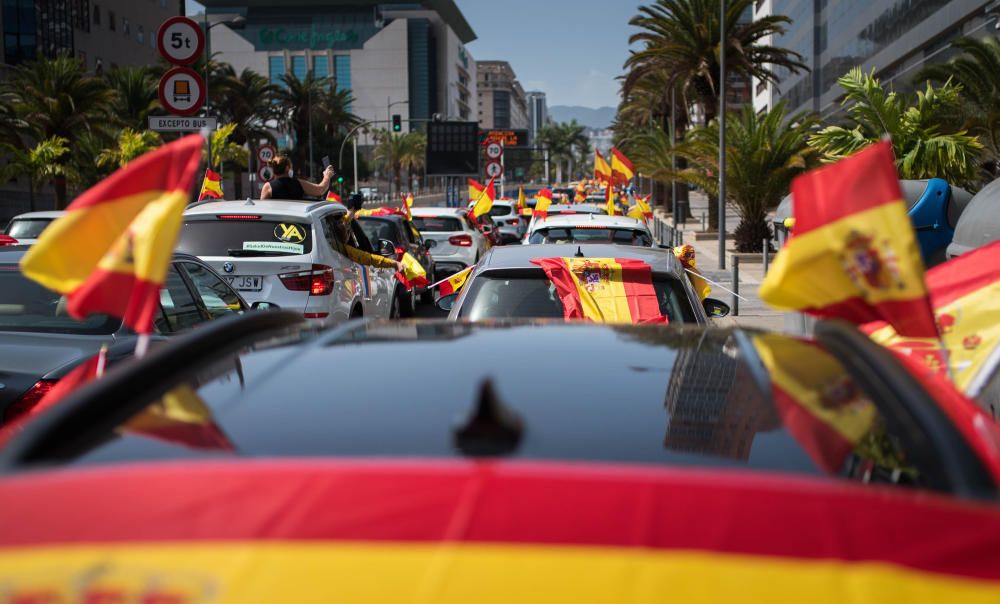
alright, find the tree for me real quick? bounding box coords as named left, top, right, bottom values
left=916, top=35, right=1000, bottom=176
left=2, top=54, right=115, bottom=207
left=104, top=66, right=160, bottom=130
left=537, top=120, right=589, bottom=183
left=373, top=130, right=425, bottom=195
left=208, top=123, right=249, bottom=192
left=809, top=67, right=983, bottom=191
left=0, top=137, right=74, bottom=211
left=275, top=72, right=359, bottom=179
left=214, top=66, right=281, bottom=197
left=96, top=128, right=162, bottom=169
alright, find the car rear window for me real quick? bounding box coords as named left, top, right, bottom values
left=529, top=227, right=653, bottom=246
left=358, top=218, right=399, bottom=245
left=457, top=272, right=696, bottom=323
left=412, top=216, right=462, bottom=232
left=489, top=206, right=513, bottom=217
left=177, top=219, right=313, bottom=257
left=5, top=218, right=53, bottom=239
left=0, top=265, right=119, bottom=334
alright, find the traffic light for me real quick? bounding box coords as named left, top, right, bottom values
left=337, top=175, right=344, bottom=184
left=392, top=114, right=402, bottom=132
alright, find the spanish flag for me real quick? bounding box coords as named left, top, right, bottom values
left=534, top=188, right=553, bottom=219
left=438, top=265, right=473, bottom=296
left=611, top=147, right=635, bottom=184
left=759, top=142, right=937, bottom=337
left=468, top=178, right=487, bottom=202
left=198, top=168, right=223, bottom=200
left=531, top=257, right=666, bottom=324
left=594, top=149, right=612, bottom=184
left=673, top=244, right=711, bottom=301
left=627, top=194, right=652, bottom=223
left=471, top=176, right=496, bottom=220
left=20, top=133, right=203, bottom=335
left=3, top=460, right=1000, bottom=603
left=516, top=186, right=526, bottom=214
left=124, top=384, right=234, bottom=451
left=326, top=191, right=341, bottom=203
left=395, top=252, right=428, bottom=291
left=605, top=185, right=618, bottom=216
left=865, top=239, right=1000, bottom=392
left=574, top=182, right=587, bottom=203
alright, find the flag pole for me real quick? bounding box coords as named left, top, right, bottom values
left=135, top=333, right=151, bottom=359
left=684, top=267, right=748, bottom=301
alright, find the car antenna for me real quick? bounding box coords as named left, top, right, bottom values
left=575, top=246, right=585, bottom=258
left=244, top=198, right=255, bottom=206
left=453, top=378, right=524, bottom=457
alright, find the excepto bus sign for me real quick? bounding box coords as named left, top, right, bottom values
left=148, top=116, right=218, bottom=132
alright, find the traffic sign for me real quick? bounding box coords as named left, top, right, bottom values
left=158, top=67, right=205, bottom=117
left=485, top=142, right=503, bottom=159
left=485, top=160, right=503, bottom=178
left=257, top=144, right=276, bottom=164
left=148, top=116, right=216, bottom=132
left=258, top=165, right=275, bottom=182
left=157, top=16, right=204, bottom=66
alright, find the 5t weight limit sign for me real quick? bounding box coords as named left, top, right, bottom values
left=157, top=16, right=205, bottom=65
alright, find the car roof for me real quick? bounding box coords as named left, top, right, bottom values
left=8, top=211, right=64, bottom=220
left=479, top=243, right=683, bottom=275
left=184, top=199, right=345, bottom=218
left=411, top=207, right=466, bottom=217
left=531, top=213, right=649, bottom=229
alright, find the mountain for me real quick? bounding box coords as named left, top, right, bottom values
left=548, top=106, right=616, bottom=130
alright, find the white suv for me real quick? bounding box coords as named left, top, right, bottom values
left=411, top=207, right=489, bottom=277
left=179, top=199, right=402, bottom=322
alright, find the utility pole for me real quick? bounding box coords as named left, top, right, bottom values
left=718, top=0, right=727, bottom=270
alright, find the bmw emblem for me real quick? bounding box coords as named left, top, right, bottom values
left=223, top=262, right=235, bottom=274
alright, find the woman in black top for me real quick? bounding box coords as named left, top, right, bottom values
left=260, top=155, right=335, bottom=200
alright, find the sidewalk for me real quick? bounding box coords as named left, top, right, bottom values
left=658, top=191, right=788, bottom=332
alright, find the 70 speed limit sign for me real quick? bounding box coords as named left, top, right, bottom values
left=157, top=16, right=205, bottom=66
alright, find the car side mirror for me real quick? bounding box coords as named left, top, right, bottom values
left=436, top=293, right=458, bottom=312
left=377, top=238, right=396, bottom=257
left=251, top=301, right=279, bottom=311
left=702, top=297, right=730, bottom=318
left=424, top=239, right=437, bottom=250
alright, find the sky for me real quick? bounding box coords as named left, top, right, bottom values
left=187, top=0, right=644, bottom=108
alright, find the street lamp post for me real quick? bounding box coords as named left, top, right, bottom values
left=718, top=0, right=727, bottom=270
left=202, top=15, right=245, bottom=179
left=339, top=120, right=374, bottom=196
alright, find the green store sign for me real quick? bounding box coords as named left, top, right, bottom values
left=254, top=27, right=362, bottom=50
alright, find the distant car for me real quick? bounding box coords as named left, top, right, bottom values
left=525, top=213, right=654, bottom=247
left=2, top=211, right=64, bottom=245
left=465, top=200, right=523, bottom=243
left=524, top=204, right=606, bottom=237
left=179, top=199, right=402, bottom=322
left=411, top=207, right=489, bottom=278
left=442, top=243, right=726, bottom=323
left=0, top=246, right=249, bottom=424
left=358, top=213, right=435, bottom=310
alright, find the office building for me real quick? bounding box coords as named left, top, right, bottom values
left=476, top=60, right=528, bottom=130
left=754, top=0, right=997, bottom=116
left=526, top=89, right=547, bottom=143
left=205, top=0, right=478, bottom=129
left=0, top=0, right=182, bottom=69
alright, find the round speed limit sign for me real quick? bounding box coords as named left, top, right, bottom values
left=485, top=142, right=503, bottom=159
left=257, top=144, right=276, bottom=164
left=157, top=16, right=205, bottom=66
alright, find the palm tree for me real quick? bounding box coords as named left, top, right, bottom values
left=275, top=72, right=359, bottom=179
left=916, top=35, right=1000, bottom=176
left=96, top=128, right=162, bottom=169
left=373, top=130, right=425, bottom=195
left=214, top=66, right=281, bottom=197
left=0, top=137, right=74, bottom=211
left=104, top=66, right=160, bottom=130
left=809, top=67, right=983, bottom=191
left=3, top=54, right=115, bottom=207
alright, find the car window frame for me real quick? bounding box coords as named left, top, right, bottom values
left=155, top=262, right=211, bottom=334
left=177, top=260, right=247, bottom=320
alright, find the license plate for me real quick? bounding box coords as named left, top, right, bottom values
left=225, top=275, right=263, bottom=291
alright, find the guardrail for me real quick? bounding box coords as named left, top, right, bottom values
left=651, top=214, right=684, bottom=248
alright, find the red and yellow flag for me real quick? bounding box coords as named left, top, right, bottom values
left=752, top=334, right=878, bottom=473
left=611, top=147, right=635, bottom=184
left=594, top=149, right=612, bottom=184
left=438, top=265, right=473, bottom=297
left=628, top=194, right=653, bottom=223
left=759, top=142, right=936, bottom=337
left=124, top=384, right=234, bottom=451
left=468, top=178, right=487, bottom=202
left=574, top=182, right=587, bottom=203
left=673, top=244, right=711, bottom=301
left=395, top=252, right=429, bottom=291
left=471, top=177, right=496, bottom=219
left=531, top=257, right=666, bottom=324
left=605, top=185, right=618, bottom=216
left=516, top=186, right=526, bottom=214
left=864, top=239, right=1000, bottom=392
left=20, top=134, right=203, bottom=335
left=198, top=168, right=223, bottom=200
left=534, top=188, right=553, bottom=219
left=326, top=190, right=341, bottom=202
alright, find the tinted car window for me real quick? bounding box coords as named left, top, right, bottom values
left=154, top=266, right=204, bottom=334
left=458, top=272, right=697, bottom=323
left=5, top=218, right=53, bottom=239
left=177, top=219, right=313, bottom=256
left=530, top=227, right=653, bottom=246
left=489, top=206, right=513, bottom=217
left=358, top=218, right=400, bottom=246
left=412, top=216, right=462, bottom=232
left=0, top=264, right=119, bottom=334
left=180, top=262, right=244, bottom=320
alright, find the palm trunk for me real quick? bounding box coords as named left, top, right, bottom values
left=232, top=167, right=243, bottom=200
left=54, top=175, right=68, bottom=210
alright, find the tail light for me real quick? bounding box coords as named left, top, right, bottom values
left=395, top=246, right=406, bottom=261
left=509, top=219, right=519, bottom=226
left=0, top=235, right=18, bottom=246
left=449, top=234, right=473, bottom=247
left=279, top=264, right=334, bottom=296
left=5, top=380, right=57, bottom=422
left=216, top=214, right=262, bottom=220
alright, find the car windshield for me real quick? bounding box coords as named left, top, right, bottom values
left=5, top=218, right=53, bottom=239
left=489, top=205, right=513, bottom=217
left=177, top=219, right=313, bottom=257
left=358, top=218, right=399, bottom=245
left=457, top=272, right=696, bottom=323
left=412, top=216, right=462, bottom=232
left=529, top=227, right=653, bottom=246
left=0, top=264, right=119, bottom=334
